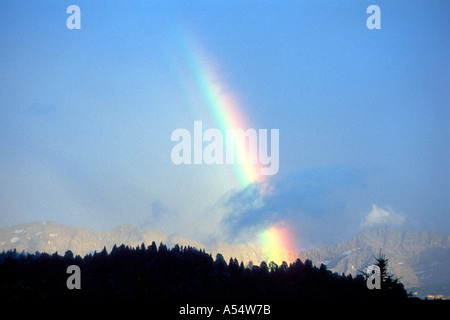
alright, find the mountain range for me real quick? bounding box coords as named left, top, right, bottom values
left=0, top=221, right=265, bottom=268
left=1, top=221, right=449, bottom=298
left=300, top=226, right=450, bottom=298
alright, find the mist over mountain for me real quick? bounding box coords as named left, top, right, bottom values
left=300, top=226, right=450, bottom=289
left=1, top=221, right=449, bottom=298
left=0, top=221, right=265, bottom=267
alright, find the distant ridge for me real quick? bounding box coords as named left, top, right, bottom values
left=0, top=241, right=409, bottom=300
left=1, top=221, right=449, bottom=297
left=0, top=221, right=265, bottom=267
left=300, top=226, right=450, bottom=298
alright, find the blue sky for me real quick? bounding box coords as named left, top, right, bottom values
left=0, top=1, right=448, bottom=248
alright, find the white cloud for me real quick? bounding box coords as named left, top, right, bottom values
left=362, top=204, right=405, bottom=227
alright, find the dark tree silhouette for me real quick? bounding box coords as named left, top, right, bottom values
left=0, top=244, right=409, bottom=300
left=361, top=249, right=408, bottom=299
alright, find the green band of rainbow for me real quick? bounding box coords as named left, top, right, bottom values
left=173, top=28, right=296, bottom=263
left=180, top=32, right=262, bottom=188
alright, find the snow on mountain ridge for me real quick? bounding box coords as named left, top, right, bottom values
left=1, top=221, right=449, bottom=291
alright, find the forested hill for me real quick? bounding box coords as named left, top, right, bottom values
left=0, top=242, right=408, bottom=300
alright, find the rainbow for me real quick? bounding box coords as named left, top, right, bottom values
left=175, top=31, right=263, bottom=189
left=258, top=222, right=297, bottom=265
left=173, top=28, right=297, bottom=263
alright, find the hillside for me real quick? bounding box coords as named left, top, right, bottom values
left=0, top=242, right=409, bottom=300
left=0, top=221, right=265, bottom=266
left=300, top=226, right=450, bottom=292
left=1, top=221, right=449, bottom=297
